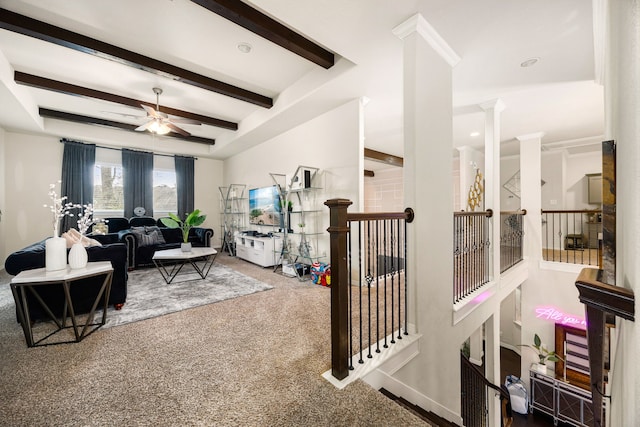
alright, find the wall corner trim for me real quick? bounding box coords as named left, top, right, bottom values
left=392, top=13, right=461, bottom=67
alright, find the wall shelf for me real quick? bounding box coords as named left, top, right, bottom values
left=270, top=166, right=325, bottom=281
left=219, top=184, right=247, bottom=256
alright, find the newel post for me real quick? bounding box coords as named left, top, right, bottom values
left=324, top=198, right=352, bottom=380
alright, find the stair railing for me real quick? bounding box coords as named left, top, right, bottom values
left=460, top=353, right=512, bottom=427
left=453, top=209, right=493, bottom=304
left=500, top=209, right=526, bottom=273
left=541, top=209, right=602, bottom=267
left=325, top=198, right=414, bottom=380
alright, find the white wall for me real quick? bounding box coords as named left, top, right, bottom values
left=0, top=126, right=6, bottom=264
left=519, top=265, right=587, bottom=387
left=2, top=130, right=223, bottom=257
left=541, top=150, right=567, bottom=210
left=364, top=167, right=403, bottom=213
left=606, top=1, right=640, bottom=425
left=564, top=151, right=602, bottom=209
left=223, top=99, right=362, bottom=255
left=4, top=132, right=63, bottom=254
left=500, top=156, right=521, bottom=211
left=499, top=289, right=521, bottom=351
left=195, top=157, right=224, bottom=248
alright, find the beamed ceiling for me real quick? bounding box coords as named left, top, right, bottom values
left=0, top=0, right=603, bottom=163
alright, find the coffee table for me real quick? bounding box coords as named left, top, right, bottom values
left=10, top=261, right=113, bottom=347
left=152, top=247, right=218, bottom=284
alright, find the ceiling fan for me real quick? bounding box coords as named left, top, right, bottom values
left=134, top=87, right=201, bottom=137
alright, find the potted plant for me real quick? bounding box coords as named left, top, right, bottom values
left=161, top=209, right=207, bottom=252
left=523, top=333, right=563, bottom=375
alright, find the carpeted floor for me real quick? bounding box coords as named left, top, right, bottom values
left=0, top=253, right=432, bottom=426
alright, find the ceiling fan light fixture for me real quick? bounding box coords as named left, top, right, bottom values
left=148, top=119, right=171, bottom=135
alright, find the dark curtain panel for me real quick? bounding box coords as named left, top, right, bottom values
left=175, top=155, right=195, bottom=219
left=122, top=148, right=154, bottom=218
left=61, top=140, right=96, bottom=232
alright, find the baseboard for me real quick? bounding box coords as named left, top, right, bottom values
left=322, top=330, right=421, bottom=390
left=364, top=369, right=464, bottom=426
left=500, top=342, right=521, bottom=356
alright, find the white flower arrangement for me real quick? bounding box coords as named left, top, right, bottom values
left=75, top=203, right=96, bottom=238
left=43, top=181, right=75, bottom=238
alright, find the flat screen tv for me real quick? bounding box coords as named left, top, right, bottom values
left=249, top=185, right=281, bottom=225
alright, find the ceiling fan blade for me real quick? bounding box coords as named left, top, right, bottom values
left=141, top=104, right=161, bottom=118
left=170, top=117, right=202, bottom=125
left=166, top=122, right=191, bottom=137
left=134, top=121, right=154, bottom=131
left=101, top=110, right=146, bottom=120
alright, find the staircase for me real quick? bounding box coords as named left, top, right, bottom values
left=380, top=388, right=460, bottom=427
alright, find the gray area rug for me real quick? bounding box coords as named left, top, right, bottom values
left=0, top=263, right=273, bottom=328
left=104, top=263, right=273, bottom=327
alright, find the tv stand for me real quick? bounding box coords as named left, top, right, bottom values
left=235, top=234, right=282, bottom=267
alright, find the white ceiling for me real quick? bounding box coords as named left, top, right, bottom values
left=0, top=0, right=604, bottom=164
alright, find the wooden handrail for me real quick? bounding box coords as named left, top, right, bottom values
left=461, top=355, right=509, bottom=400
left=541, top=209, right=602, bottom=214
left=575, top=268, right=634, bottom=321
left=500, top=209, right=527, bottom=216
left=575, top=267, right=635, bottom=427
left=454, top=209, right=493, bottom=218
left=347, top=207, right=415, bottom=223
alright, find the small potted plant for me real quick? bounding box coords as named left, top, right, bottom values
left=161, top=209, right=206, bottom=252
left=523, top=333, right=563, bottom=375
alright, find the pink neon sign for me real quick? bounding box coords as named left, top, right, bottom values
left=535, top=306, right=587, bottom=328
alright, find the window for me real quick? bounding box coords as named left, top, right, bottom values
left=92, top=148, right=177, bottom=217
left=153, top=172, right=177, bottom=217
left=93, top=162, right=124, bottom=216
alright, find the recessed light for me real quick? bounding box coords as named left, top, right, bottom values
left=520, top=57, right=540, bottom=68
left=470, top=131, right=480, bottom=137
left=237, top=43, right=252, bottom=54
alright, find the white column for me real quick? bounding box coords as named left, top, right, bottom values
left=518, top=132, right=544, bottom=262
left=469, top=326, right=484, bottom=366
left=480, top=99, right=505, bottom=282
left=485, top=314, right=501, bottom=425
left=602, top=1, right=640, bottom=426
left=392, top=13, right=464, bottom=424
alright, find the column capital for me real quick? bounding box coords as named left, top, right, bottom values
left=516, top=132, right=545, bottom=142
left=392, top=13, right=460, bottom=67
left=479, top=99, right=505, bottom=113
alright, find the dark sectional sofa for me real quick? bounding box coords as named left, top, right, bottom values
left=93, top=217, right=214, bottom=269
left=3, top=216, right=213, bottom=322
left=4, top=240, right=128, bottom=322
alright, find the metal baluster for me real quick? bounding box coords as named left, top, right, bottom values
left=390, top=218, right=396, bottom=344
left=347, top=220, right=354, bottom=371
left=375, top=220, right=381, bottom=353
left=366, top=220, right=373, bottom=359
left=383, top=219, right=388, bottom=349
left=358, top=221, right=364, bottom=364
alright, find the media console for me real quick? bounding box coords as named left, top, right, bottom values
left=235, top=234, right=282, bottom=268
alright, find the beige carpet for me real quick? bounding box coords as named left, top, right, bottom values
left=0, top=253, right=431, bottom=426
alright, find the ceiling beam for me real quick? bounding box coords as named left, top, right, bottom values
left=15, top=72, right=238, bottom=131
left=364, top=148, right=404, bottom=167
left=0, top=7, right=272, bottom=108
left=190, top=0, right=334, bottom=69
left=39, top=108, right=216, bottom=146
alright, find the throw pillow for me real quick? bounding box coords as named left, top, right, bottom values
left=130, top=226, right=166, bottom=247
left=61, top=229, right=102, bottom=248
left=144, top=226, right=167, bottom=244
left=129, top=227, right=148, bottom=248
